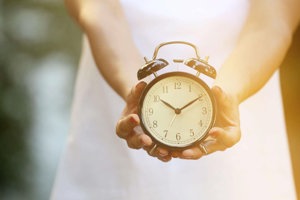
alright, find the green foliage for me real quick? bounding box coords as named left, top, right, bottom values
left=0, top=0, right=81, bottom=199
left=0, top=62, right=32, bottom=198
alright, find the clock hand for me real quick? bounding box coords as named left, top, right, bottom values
left=168, top=95, right=202, bottom=130
left=160, top=99, right=177, bottom=111
left=160, top=98, right=182, bottom=114
left=179, top=96, right=201, bottom=111
left=168, top=114, right=177, bottom=128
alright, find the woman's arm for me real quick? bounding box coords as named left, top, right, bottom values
left=65, top=0, right=144, bottom=99
left=65, top=0, right=300, bottom=161
left=215, top=0, right=300, bottom=102
left=65, top=0, right=158, bottom=158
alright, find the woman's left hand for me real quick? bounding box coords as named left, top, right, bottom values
left=177, top=86, right=241, bottom=159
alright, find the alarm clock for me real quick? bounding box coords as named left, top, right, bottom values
left=137, top=41, right=217, bottom=152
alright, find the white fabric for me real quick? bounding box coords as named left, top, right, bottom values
left=51, top=0, right=296, bottom=199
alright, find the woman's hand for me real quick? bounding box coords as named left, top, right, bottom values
left=116, top=82, right=173, bottom=162
left=116, top=82, right=241, bottom=161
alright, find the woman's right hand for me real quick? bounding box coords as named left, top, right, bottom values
left=116, top=82, right=173, bottom=162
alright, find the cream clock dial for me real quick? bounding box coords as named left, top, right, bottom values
left=139, top=72, right=215, bottom=149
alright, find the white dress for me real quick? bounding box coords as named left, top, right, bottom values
left=51, top=0, right=296, bottom=199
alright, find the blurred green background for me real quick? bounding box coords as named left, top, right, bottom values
left=0, top=0, right=81, bottom=199
left=0, top=0, right=299, bottom=200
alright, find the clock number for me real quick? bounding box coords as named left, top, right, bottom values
left=163, top=130, right=168, bottom=138
left=202, top=107, right=207, bottom=115
left=148, top=108, right=154, bottom=116
left=153, top=95, right=160, bottom=102
left=163, top=86, right=169, bottom=94
left=189, top=85, right=192, bottom=92
left=190, top=129, right=195, bottom=136
left=153, top=120, right=158, bottom=128
left=176, top=133, right=181, bottom=141
left=174, top=82, right=181, bottom=90
left=199, top=120, right=203, bottom=127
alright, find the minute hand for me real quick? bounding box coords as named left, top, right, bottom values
left=179, top=97, right=200, bottom=111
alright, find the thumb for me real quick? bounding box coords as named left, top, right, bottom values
left=123, top=81, right=147, bottom=116
left=126, top=81, right=147, bottom=105
left=211, top=85, right=240, bottom=126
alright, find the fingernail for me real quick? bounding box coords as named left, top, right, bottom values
left=213, top=86, right=222, bottom=94
left=158, top=149, right=168, bottom=157
left=136, top=82, right=146, bottom=92
left=172, top=152, right=179, bottom=158
left=208, top=127, right=219, bottom=138
left=140, top=137, right=149, bottom=147
left=139, top=137, right=146, bottom=147
left=136, top=82, right=141, bottom=90
left=130, top=116, right=137, bottom=125
left=161, top=157, right=170, bottom=162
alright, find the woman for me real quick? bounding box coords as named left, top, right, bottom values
left=52, top=0, right=300, bottom=199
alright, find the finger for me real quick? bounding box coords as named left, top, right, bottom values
left=116, top=114, right=139, bottom=139
left=211, top=86, right=240, bottom=126
left=143, top=144, right=170, bottom=158
left=209, top=127, right=241, bottom=148
left=180, top=146, right=204, bottom=160
left=201, top=127, right=241, bottom=155
left=179, top=126, right=241, bottom=159
left=212, top=85, right=225, bottom=101
left=157, top=155, right=172, bottom=162
left=212, top=86, right=234, bottom=107
left=171, top=151, right=180, bottom=158
left=126, top=126, right=152, bottom=149
left=180, top=139, right=226, bottom=159
left=127, top=81, right=147, bottom=105
left=143, top=144, right=157, bottom=157
left=123, top=82, right=147, bottom=116
left=156, top=147, right=172, bottom=162
left=127, top=133, right=152, bottom=149
left=156, top=147, right=170, bottom=157
left=199, top=139, right=227, bottom=155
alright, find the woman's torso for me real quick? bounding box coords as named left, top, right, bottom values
left=51, top=1, right=296, bottom=199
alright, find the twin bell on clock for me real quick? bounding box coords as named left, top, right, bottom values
left=137, top=41, right=216, bottom=80
left=137, top=41, right=217, bottom=153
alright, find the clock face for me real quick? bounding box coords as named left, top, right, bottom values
left=139, top=72, right=215, bottom=149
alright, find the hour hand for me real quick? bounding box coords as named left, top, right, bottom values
left=160, top=99, right=177, bottom=111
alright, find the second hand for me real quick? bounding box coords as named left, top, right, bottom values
left=168, top=114, right=177, bottom=128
